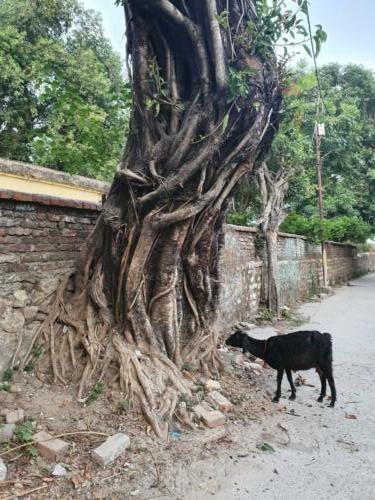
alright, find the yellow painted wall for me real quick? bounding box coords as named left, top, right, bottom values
left=0, top=171, right=103, bottom=203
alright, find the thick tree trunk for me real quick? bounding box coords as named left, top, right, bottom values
left=265, top=229, right=279, bottom=314
left=17, top=1, right=282, bottom=437
left=258, top=163, right=289, bottom=317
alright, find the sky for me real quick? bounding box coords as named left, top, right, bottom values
left=82, top=0, right=375, bottom=70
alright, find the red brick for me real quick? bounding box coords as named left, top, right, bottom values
left=193, top=404, right=226, bottom=428
left=13, top=192, right=33, bottom=202
left=5, top=409, right=24, bottom=424
left=0, top=190, right=13, bottom=200
left=33, top=431, right=69, bottom=461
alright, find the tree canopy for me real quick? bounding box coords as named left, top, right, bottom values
left=229, top=62, right=375, bottom=241
left=0, top=0, right=130, bottom=180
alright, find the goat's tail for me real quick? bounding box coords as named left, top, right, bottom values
left=322, top=332, right=333, bottom=364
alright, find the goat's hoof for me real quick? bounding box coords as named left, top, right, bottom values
left=272, top=396, right=280, bottom=403
left=289, top=394, right=296, bottom=401
left=317, top=396, right=324, bottom=403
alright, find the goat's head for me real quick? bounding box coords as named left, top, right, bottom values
left=225, top=330, right=244, bottom=348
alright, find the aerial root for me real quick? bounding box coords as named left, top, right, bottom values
left=112, top=335, right=191, bottom=439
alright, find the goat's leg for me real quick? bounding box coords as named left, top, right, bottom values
left=273, top=369, right=284, bottom=402
left=286, top=369, right=296, bottom=400
left=316, top=367, right=327, bottom=403
left=325, top=368, right=336, bottom=407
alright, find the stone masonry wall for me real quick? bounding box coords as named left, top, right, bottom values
left=1, top=196, right=374, bottom=371
left=218, top=227, right=374, bottom=331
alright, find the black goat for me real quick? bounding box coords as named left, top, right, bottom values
left=226, top=330, right=336, bottom=407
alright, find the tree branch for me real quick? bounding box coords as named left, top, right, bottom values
left=205, top=0, right=228, bottom=91
left=151, top=0, right=210, bottom=97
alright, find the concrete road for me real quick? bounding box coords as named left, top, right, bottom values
left=217, top=273, right=375, bottom=500
left=173, top=273, right=375, bottom=500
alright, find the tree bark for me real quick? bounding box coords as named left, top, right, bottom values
left=18, top=0, right=282, bottom=437
left=258, top=163, right=289, bottom=317
left=265, top=229, right=279, bottom=314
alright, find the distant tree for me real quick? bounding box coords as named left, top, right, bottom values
left=257, top=162, right=290, bottom=316
left=0, top=0, right=130, bottom=180
left=286, top=64, right=375, bottom=231
left=229, top=63, right=375, bottom=236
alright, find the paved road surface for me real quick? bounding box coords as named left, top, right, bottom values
left=174, top=273, right=375, bottom=500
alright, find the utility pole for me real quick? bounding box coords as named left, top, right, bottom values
left=315, top=123, right=328, bottom=287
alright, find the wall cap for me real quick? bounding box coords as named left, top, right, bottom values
left=0, top=157, right=110, bottom=193
left=0, top=189, right=101, bottom=210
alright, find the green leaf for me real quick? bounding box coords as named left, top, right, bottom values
left=303, top=44, right=312, bottom=58
left=257, top=442, right=275, bottom=452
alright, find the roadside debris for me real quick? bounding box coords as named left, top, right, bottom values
left=5, top=409, right=24, bottom=424
left=91, top=433, right=130, bottom=466
left=52, top=463, right=68, bottom=476
left=33, top=431, right=69, bottom=461
left=207, top=391, right=233, bottom=413
left=205, top=379, right=221, bottom=391
left=0, top=423, right=15, bottom=443
left=193, top=404, right=226, bottom=428
left=294, top=374, right=306, bottom=386
left=257, top=442, right=275, bottom=452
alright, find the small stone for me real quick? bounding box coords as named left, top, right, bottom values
left=13, top=290, right=30, bottom=308
left=203, top=411, right=226, bottom=428
left=24, top=306, right=39, bottom=324
left=0, top=424, right=16, bottom=443
left=207, top=391, right=233, bottom=413
left=0, top=308, right=25, bottom=333
left=5, top=409, right=24, bottom=424
left=205, top=379, right=221, bottom=391
left=33, top=431, right=69, bottom=461
left=193, top=404, right=226, bottom=428
left=92, top=433, right=130, bottom=466
left=52, top=464, right=67, bottom=476
left=0, top=458, right=6, bottom=481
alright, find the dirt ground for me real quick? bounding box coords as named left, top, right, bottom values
left=1, top=273, right=374, bottom=500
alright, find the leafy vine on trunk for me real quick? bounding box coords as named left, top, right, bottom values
left=16, top=0, right=284, bottom=438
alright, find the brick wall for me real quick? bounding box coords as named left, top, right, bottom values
left=0, top=198, right=97, bottom=296
left=0, top=197, right=100, bottom=372
left=1, top=166, right=374, bottom=370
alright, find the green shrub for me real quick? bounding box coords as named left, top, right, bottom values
left=227, top=211, right=251, bottom=226
left=14, top=420, right=34, bottom=443
left=281, top=214, right=372, bottom=244
left=2, top=368, right=13, bottom=382
left=87, top=382, right=105, bottom=404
